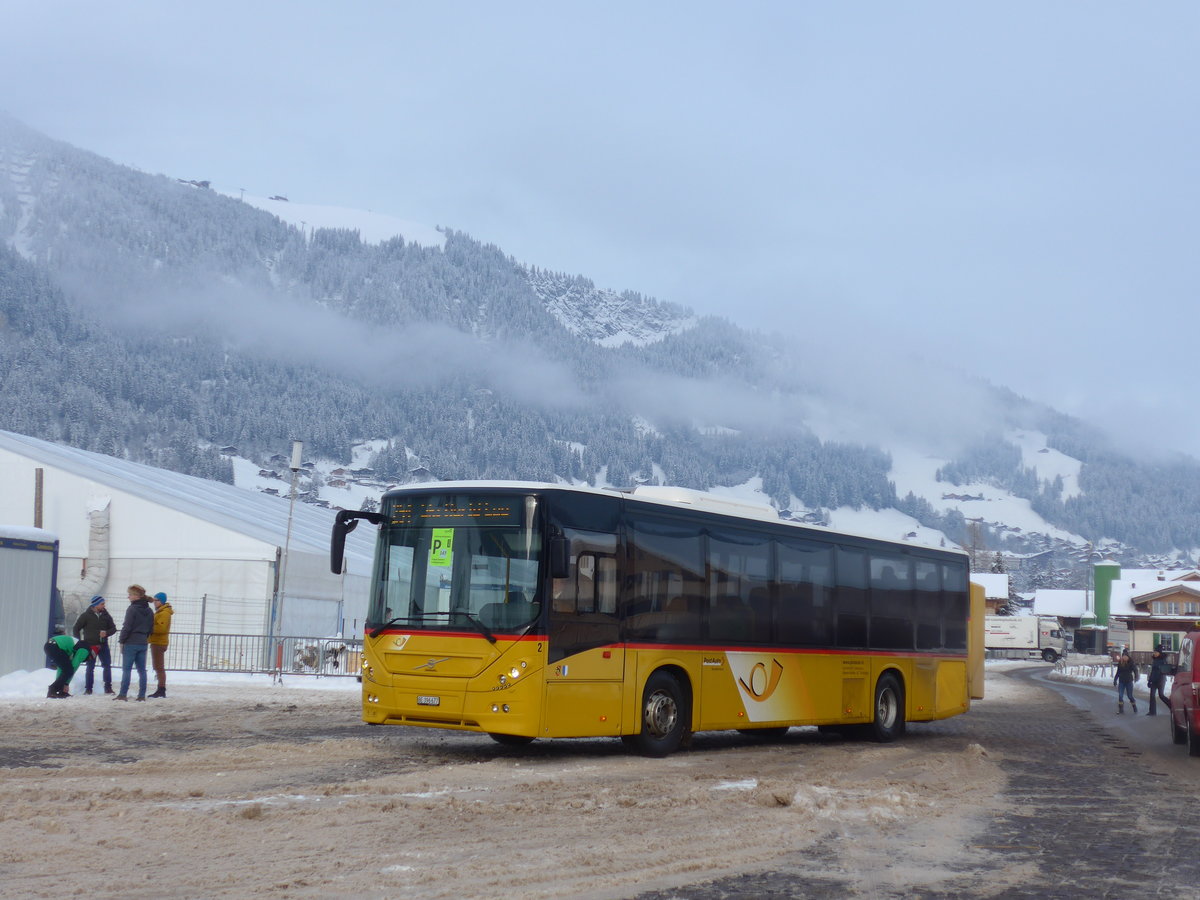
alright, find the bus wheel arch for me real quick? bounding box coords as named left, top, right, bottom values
left=625, top=666, right=692, bottom=757
left=869, top=671, right=906, bottom=743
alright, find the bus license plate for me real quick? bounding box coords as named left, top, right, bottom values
left=416, top=695, right=440, bottom=706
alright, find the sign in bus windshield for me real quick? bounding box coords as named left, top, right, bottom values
left=388, top=495, right=526, bottom=528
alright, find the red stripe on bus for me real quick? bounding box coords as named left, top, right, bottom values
left=364, top=630, right=966, bottom=658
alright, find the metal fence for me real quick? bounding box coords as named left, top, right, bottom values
left=162, top=632, right=362, bottom=678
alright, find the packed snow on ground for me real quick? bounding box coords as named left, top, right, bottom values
left=0, top=665, right=358, bottom=700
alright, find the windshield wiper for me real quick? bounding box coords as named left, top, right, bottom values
left=369, top=611, right=496, bottom=644
left=456, top=611, right=497, bottom=645
left=368, top=613, right=449, bottom=638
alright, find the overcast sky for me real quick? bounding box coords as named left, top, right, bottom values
left=2, top=2, right=1198, bottom=458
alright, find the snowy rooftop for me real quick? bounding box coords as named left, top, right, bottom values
left=0, top=431, right=373, bottom=565
left=1033, top=589, right=1089, bottom=618
left=970, top=572, right=1009, bottom=599
left=1033, top=567, right=1200, bottom=618
left=0, top=524, right=58, bottom=543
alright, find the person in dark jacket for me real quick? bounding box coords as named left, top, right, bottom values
left=73, top=595, right=116, bottom=694
left=1113, top=650, right=1138, bottom=714
left=115, top=584, right=154, bottom=701
left=1146, top=645, right=1173, bottom=716
left=44, top=626, right=94, bottom=698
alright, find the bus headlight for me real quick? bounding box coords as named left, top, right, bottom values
left=509, top=667, right=520, bottom=679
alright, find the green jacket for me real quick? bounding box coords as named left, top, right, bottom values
left=48, top=634, right=91, bottom=680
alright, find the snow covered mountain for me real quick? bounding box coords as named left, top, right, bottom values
left=3, top=112, right=1199, bottom=583
left=528, top=269, right=697, bottom=347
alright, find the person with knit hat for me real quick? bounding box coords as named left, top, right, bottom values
left=72, top=595, right=116, bottom=694
left=148, top=591, right=173, bottom=699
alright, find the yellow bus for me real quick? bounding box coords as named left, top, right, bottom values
left=331, top=482, right=985, bottom=756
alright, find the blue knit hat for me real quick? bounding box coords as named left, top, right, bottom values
left=153, top=592, right=168, bottom=603
left=89, top=596, right=104, bottom=607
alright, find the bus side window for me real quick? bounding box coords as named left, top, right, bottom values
left=577, top=553, right=597, bottom=613
left=941, top=562, right=968, bottom=649
left=627, top=520, right=703, bottom=642
left=835, top=547, right=868, bottom=648
left=596, top=556, right=617, bottom=614
left=777, top=539, right=833, bottom=646
left=747, top=586, right=772, bottom=642
left=870, top=555, right=914, bottom=650
left=914, top=559, right=942, bottom=649
left=551, top=575, right=576, bottom=613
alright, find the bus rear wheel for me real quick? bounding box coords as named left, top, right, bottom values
left=627, top=670, right=690, bottom=757
left=868, top=673, right=905, bottom=743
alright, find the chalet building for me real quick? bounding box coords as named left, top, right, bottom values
left=1121, top=571, right=1200, bottom=650
left=1033, top=565, right=1200, bottom=654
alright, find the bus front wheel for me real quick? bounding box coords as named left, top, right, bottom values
left=627, top=670, right=690, bottom=757
left=869, top=673, right=905, bottom=743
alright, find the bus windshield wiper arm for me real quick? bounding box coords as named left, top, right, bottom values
left=369, top=613, right=448, bottom=638
left=369, top=611, right=496, bottom=644
left=457, top=611, right=497, bottom=644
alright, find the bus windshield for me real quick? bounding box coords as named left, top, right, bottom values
left=369, top=492, right=542, bottom=635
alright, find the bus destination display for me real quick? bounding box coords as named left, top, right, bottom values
left=389, top=495, right=525, bottom=528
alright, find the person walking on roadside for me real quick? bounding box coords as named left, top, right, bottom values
left=44, top=625, right=94, bottom=699
left=1147, top=644, right=1173, bottom=716
left=148, top=592, right=173, bottom=699
left=1114, top=650, right=1138, bottom=714
left=115, top=584, right=153, bottom=701
left=73, top=595, right=116, bottom=694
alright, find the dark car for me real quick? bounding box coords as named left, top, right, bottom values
left=1169, top=631, right=1200, bottom=756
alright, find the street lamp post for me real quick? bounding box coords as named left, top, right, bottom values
left=273, top=440, right=303, bottom=684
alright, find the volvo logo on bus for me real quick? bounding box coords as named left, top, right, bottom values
left=414, top=657, right=450, bottom=671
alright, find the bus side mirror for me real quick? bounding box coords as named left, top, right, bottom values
left=549, top=535, right=570, bottom=580
left=331, top=509, right=385, bottom=574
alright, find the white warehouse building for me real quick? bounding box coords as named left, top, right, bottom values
left=0, top=430, right=375, bottom=643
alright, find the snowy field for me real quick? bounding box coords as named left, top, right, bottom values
left=0, top=663, right=1032, bottom=899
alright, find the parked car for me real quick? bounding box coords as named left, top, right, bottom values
left=1169, top=631, right=1200, bottom=757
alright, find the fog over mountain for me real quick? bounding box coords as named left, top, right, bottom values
left=3, top=114, right=1199, bottom=585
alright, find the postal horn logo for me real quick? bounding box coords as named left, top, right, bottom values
left=738, top=658, right=784, bottom=701
left=392, top=635, right=411, bottom=650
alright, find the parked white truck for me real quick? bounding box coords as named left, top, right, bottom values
left=984, top=615, right=1069, bottom=663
